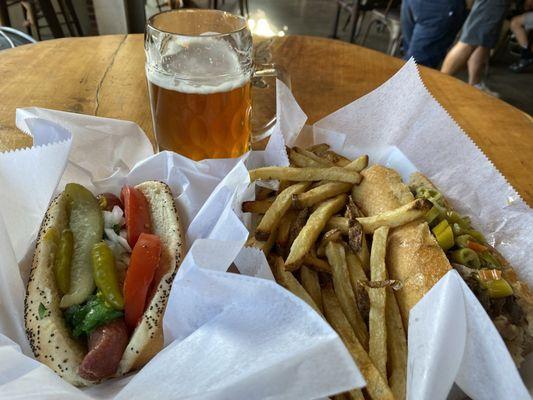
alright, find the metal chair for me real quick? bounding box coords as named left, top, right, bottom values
left=0, top=25, right=36, bottom=49
left=1, top=0, right=82, bottom=40
left=360, top=0, right=401, bottom=56
left=331, top=0, right=392, bottom=43
left=210, top=0, right=249, bottom=17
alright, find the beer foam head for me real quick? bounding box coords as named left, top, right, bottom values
left=146, top=37, right=250, bottom=94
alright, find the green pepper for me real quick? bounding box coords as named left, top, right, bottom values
left=54, top=229, right=73, bottom=295
left=482, top=279, right=513, bottom=298
left=91, top=242, right=124, bottom=310
left=432, top=220, right=454, bottom=250
left=450, top=248, right=481, bottom=268
left=425, top=206, right=443, bottom=227
left=64, top=293, right=123, bottom=337
left=455, top=234, right=473, bottom=248
left=479, top=251, right=501, bottom=269
left=59, top=183, right=104, bottom=309
left=467, top=230, right=486, bottom=244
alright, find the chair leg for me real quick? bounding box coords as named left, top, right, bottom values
left=64, top=0, right=83, bottom=36
left=0, top=0, right=11, bottom=26
left=57, top=0, right=75, bottom=36
left=354, top=11, right=365, bottom=38
left=360, top=19, right=377, bottom=47
left=349, top=3, right=360, bottom=43
left=331, top=3, right=341, bottom=39
left=388, top=24, right=401, bottom=56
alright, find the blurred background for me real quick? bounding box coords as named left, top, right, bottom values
left=0, top=0, right=531, bottom=114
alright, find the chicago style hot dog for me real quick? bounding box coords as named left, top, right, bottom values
left=25, top=181, right=184, bottom=386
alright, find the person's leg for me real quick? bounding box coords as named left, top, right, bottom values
left=510, top=14, right=529, bottom=48
left=509, top=12, right=533, bottom=71
left=441, top=42, right=475, bottom=75
left=467, top=46, right=490, bottom=85
left=401, top=0, right=415, bottom=60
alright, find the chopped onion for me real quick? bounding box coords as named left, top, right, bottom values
left=103, top=205, right=125, bottom=229
left=105, top=228, right=131, bottom=252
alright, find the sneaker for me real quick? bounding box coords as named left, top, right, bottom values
left=509, top=57, right=533, bottom=73
left=473, top=82, right=500, bottom=98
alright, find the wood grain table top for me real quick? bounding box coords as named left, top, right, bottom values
left=0, top=34, right=531, bottom=204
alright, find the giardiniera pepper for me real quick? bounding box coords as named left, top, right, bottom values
left=54, top=229, right=73, bottom=295
left=91, top=241, right=124, bottom=310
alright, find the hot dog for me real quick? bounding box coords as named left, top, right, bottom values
left=24, top=181, right=184, bottom=386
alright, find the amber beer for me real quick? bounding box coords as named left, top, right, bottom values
left=146, top=9, right=258, bottom=160
left=148, top=77, right=251, bottom=161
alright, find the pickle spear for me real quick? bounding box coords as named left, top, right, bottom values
left=60, top=183, right=104, bottom=308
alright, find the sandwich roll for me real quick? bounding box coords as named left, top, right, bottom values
left=352, top=165, right=451, bottom=326
left=24, top=181, right=184, bottom=386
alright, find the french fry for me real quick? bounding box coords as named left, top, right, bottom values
left=325, top=241, right=369, bottom=349
left=276, top=210, right=297, bottom=248
left=316, top=227, right=343, bottom=258
left=242, top=198, right=274, bottom=214
left=344, top=155, right=369, bottom=172
left=270, top=255, right=322, bottom=315
left=285, top=194, right=348, bottom=268
left=325, top=216, right=349, bottom=233
left=292, top=182, right=353, bottom=209
left=357, top=198, right=432, bottom=233
left=289, top=147, right=328, bottom=168
left=345, top=248, right=370, bottom=323
left=288, top=207, right=310, bottom=249
left=246, top=226, right=278, bottom=256
left=322, top=285, right=395, bottom=400
left=358, top=234, right=371, bottom=274
left=295, top=146, right=336, bottom=167
left=278, top=180, right=293, bottom=193
left=255, top=182, right=310, bottom=241
left=386, top=288, right=407, bottom=400
left=368, top=226, right=389, bottom=380
left=322, top=150, right=351, bottom=167
left=303, top=253, right=331, bottom=274
left=345, top=390, right=365, bottom=400
left=255, top=186, right=274, bottom=200
left=307, top=143, right=330, bottom=155
left=348, top=222, right=363, bottom=253
left=346, top=196, right=370, bottom=273
left=300, top=266, right=323, bottom=313
left=345, top=248, right=368, bottom=283
left=249, top=167, right=362, bottom=184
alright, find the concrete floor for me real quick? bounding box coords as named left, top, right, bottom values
left=233, top=0, right=532, bottom=115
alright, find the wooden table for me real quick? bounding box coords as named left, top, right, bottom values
left=0, top=35, right=532, bottom=204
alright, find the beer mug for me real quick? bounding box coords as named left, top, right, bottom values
left=145, top=9, right=286, bottom=160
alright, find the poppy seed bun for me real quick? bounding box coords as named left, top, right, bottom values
left=24, top=181, right=184, bottom=386
left=352, top=165, right=451, bottom=327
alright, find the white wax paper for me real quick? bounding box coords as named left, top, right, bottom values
left=1, top=59, right=531, bottom=399
left=309, top=59, right=532, bottom=399
left=0, top=90, right=361, bottom=398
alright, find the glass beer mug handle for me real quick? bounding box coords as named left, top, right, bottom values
left=251, top=63, right=291, bottom=144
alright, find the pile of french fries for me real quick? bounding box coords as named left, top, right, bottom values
left=244, top=144, right=432, bottom=400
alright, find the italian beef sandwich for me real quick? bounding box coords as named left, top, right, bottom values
left=25, top=181, right=184, bottom=386
left=353, top=165, right=533, bottom=365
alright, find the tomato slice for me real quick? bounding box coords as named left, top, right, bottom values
left=123, top=233, right=161, bottom=331
left=121, top=186, right=152, bottom=248
left=467, top=240, right=488, bottom=253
